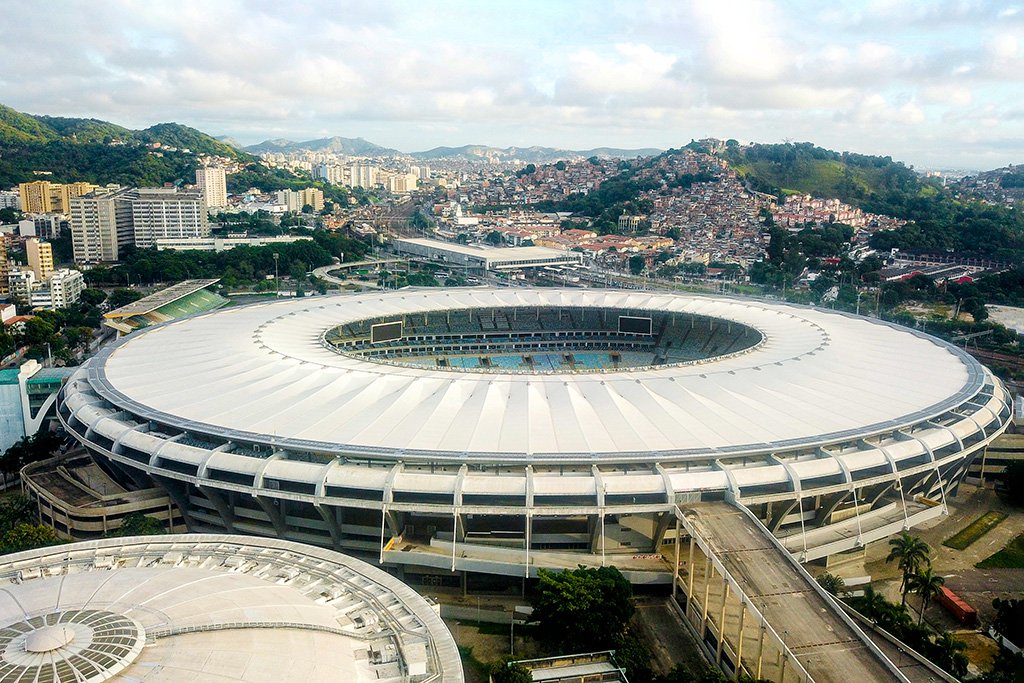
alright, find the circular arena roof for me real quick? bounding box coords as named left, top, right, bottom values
left=0, top=535, right=461, bottom=683
left=89, top=288, right=982, bottom=462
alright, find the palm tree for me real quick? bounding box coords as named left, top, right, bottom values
left=887, top=532, right=931, bottom=607
left=853, top=585, right=887, bottom=620
left=816, top=572, right=847, bottom=596
left=909, top=566, right=945, bottom=626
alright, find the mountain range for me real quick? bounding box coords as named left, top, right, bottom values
left=241, top=137, right=661, bottom=162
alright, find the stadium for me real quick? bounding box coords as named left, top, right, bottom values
left=57, top=288, right=1013, bottom=586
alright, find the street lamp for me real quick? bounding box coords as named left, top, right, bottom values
left=272, top=253, right=279, bottom=296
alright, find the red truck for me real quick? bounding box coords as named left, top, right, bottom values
left=936, top=586, right=978, bottom=626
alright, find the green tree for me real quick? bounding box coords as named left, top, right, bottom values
left=79, top=288, right=107, bottom=306
left=107, top=513, right=166, bottom=537
left=108, top=288, right=142, bottom=309
left=816, top=572, right=847, bottom=596
left=887, top=533, right=931, bottom=607
left=529, top=566, right=633, bottom=652
left=628, top=254, right=646, bottom=275
left=488, top=660, right=532, bottom=683
left=1, top=523, right=60, bottom=554
left=909, top=566, right=944, bottom=625
left=486, top=230, right=503, bottom=245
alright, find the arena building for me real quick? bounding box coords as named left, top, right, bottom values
left=0, top=534, right=461, bottom=682
left=57, top=289, right=1013, bottom=586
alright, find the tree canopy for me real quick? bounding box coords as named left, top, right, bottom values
left=529, top=565, right=633, bottom=652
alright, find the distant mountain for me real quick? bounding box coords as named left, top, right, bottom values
left=410, top=144, right=660, bottom=162
left=244, top=136, right=399, bottom=156
left=242, top=135, right=659, bottom=161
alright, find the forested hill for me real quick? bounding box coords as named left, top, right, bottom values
left=720, top=142, right=923, bottom=207
left=717, top=142, right=1024, bottom=262
left=0, top=103, right=247, bottom=187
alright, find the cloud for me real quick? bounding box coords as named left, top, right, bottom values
left=0, top=0, right=1022, bottom=168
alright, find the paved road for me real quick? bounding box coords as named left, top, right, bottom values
left=632, top=598, right=708, bottom=676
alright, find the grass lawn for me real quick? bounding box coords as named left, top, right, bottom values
left=977, top=533, right=1024, bottom=569
left=943, top=511, right=1008, bottom=550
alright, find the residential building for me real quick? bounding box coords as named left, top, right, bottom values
left=349, top=163, right=378, bottom=189
left=195, top=166, right=228, bottom=209
left=0, top=191, right=19, bottom=210
left=7, top=270, right=34, bottom=303
left=129, top=188, right=209, bottom=248
left=26, top=239, right=53, bottom=280
left=70, top=188, right=135, bottom=263
left=23, top=213, right=63, bottom=239
left=18, top=181, right=99, bottom=214
left=313, top=163, right=344, bottom=185
left=0, top=239, right=8, bottom=295
left=30, top=268, right=84, bottom=309
left=389, top=172, right=419, bottom=194
left=275, top=188, right=324, bottom=212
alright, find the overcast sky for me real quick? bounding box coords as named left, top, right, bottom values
left=2, top=0, right=1023, bottom=170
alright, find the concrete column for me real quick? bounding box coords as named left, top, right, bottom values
left=716, top=582, right=730, bottom=664
left=687, top=537, right=696, bottom=600
left=734, top=601, right=746, bottom=680
left=672, top=518, right=681, bottom=599
left=254, top=495, right=287, bottom=536
left=756, top=615, right=766, bottom=679
left=198, top=484, right=236, bottom=532
left=314, top=503, right=343, bottom=549
left=701, top=555, right=713, bottom=636
left=652, top=510, right=673, bottom=549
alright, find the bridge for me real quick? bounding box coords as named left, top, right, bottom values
left=671, top=502, right=943, bottom=683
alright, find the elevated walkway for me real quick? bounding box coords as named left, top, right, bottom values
left=673, top=502, right=908, bottom=682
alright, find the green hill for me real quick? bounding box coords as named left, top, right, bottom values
left=722, top=142, right=924, bottom=207
left=0, top=103, right=251, bottom=188
left=0, top=104, right=59, bottom=144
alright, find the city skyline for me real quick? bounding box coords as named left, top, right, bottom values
left=2, top=0, right=1023, bottom=169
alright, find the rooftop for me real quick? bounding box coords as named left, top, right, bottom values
left=0, top=534, right=462, bottom=683
left=104, top=279, right=221, bottom=319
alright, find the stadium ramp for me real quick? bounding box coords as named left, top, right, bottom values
left=671, top=501, right=910, bottom=682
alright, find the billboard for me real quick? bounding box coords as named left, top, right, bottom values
left=371, top=320, right=403, bottom=343
left=618, top=315, right=653, bottom=335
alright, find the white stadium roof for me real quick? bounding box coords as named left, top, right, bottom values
left=0, top=535, right=461, bottom=683
left=88, top=289, right=981, bottom=462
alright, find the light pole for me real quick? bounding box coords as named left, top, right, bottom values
left=272, top=253, right=279, bottom=296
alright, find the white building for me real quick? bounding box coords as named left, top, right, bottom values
left=70, top=187, right=135, bottom=263
left=156, top=235, right=312, bottom=252
left=313, top=163, right=344, bottom=185
left=349, top=163, right=378, bottom=189
left=7, top=270, right=34, bottom=302
left=388, top=172, right=419, bottom=194
left=195, top=166, right=228, bottom=209
left=0, top=190, right=19, bottom=210
left=28, top=269, right=84, bottom=309
left=130, top=188, right=209, bottom=248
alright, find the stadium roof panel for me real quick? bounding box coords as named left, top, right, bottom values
left=103, top=278, right=221, bottom=318
left=90, top=289, right=982, bottom=461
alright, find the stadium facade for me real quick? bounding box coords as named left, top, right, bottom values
left=57, top=289, right=1013, bottom=584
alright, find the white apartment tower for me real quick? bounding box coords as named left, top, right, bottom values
left=70, top=188, right=135, bottom=264
left=349, top=164, right=378, bottom=189
left=195, top=166, right=228, bottom=209
left=130, top=189, right=209, bottom=248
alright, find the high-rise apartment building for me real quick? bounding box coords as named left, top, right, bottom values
left=70, top=188, right=135, bottom=263
left=349, top=164, right=378, bottom=189
left=130, top=188, right=209, bottom=248
left=195, top=167, right=228, bottom=209
left=0, top=239, right=9, bottom=295
left=275, top=188, right=324, bottom=213
left=388, top=172, right=419, bottom=194
left=0, top=191, right=19, bottom=210
left=7, top=270, right=34, bottom=303
left=18, top=181, right=99, bottom=214
left=26, top=239, right=53, bottom=281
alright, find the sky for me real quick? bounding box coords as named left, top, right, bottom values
left=2, top=0, right=1023, bottom=170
